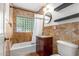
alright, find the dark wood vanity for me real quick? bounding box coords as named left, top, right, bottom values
left=36, top=36, right=53, bottom=56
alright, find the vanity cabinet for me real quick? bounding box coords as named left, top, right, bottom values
left=36, top=36, right=53, bottom=56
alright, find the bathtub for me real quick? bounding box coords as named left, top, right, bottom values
left=10, top=42, right=36, bottom=56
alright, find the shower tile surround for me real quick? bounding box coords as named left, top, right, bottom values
left=43, top=22, right=79, bottom=54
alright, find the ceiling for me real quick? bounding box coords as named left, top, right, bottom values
left=52, top=3, right=63, bottom=8
left=12, top=3, right=46, bottom=12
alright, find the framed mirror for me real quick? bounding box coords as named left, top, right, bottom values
left=44, top=12, right=52, bottom=24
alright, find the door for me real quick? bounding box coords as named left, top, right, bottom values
left=0, top=3, right=4, bottom=56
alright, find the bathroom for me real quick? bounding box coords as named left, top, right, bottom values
left=1, top=3, right=79, bottom=56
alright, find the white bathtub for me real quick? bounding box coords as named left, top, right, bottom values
left=10, top=42, right=36, bottom=56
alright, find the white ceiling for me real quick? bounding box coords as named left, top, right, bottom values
left=50, top=3, right=63, bottom=8
left=53, top=3, right=63, bottom=8
left=12, top=3, right=46, bottom=12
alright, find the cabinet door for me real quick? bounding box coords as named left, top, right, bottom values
left=37, top=38, right=44, bottom=50
left=36, top=38, right=44, bottom=56
left=44, top=46, right=52, bottom=56
left=40, top=39, right=44, bottom=51
left=44, top=39, right=53, bottom=56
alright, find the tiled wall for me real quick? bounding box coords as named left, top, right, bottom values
left=43, top=22, right=79, bottom=54
left=53, top=22, right=79, bottom=43
left=9, top=7, right=34, bottom=44
left=9, top=6, right=44, bottom=45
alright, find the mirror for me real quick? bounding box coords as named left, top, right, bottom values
left=44, top=12, right=52, bottom=24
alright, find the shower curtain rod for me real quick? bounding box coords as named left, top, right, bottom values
left=17, top=16, right=50, bottom=20
left=30, top=17, right=49, bottom=20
